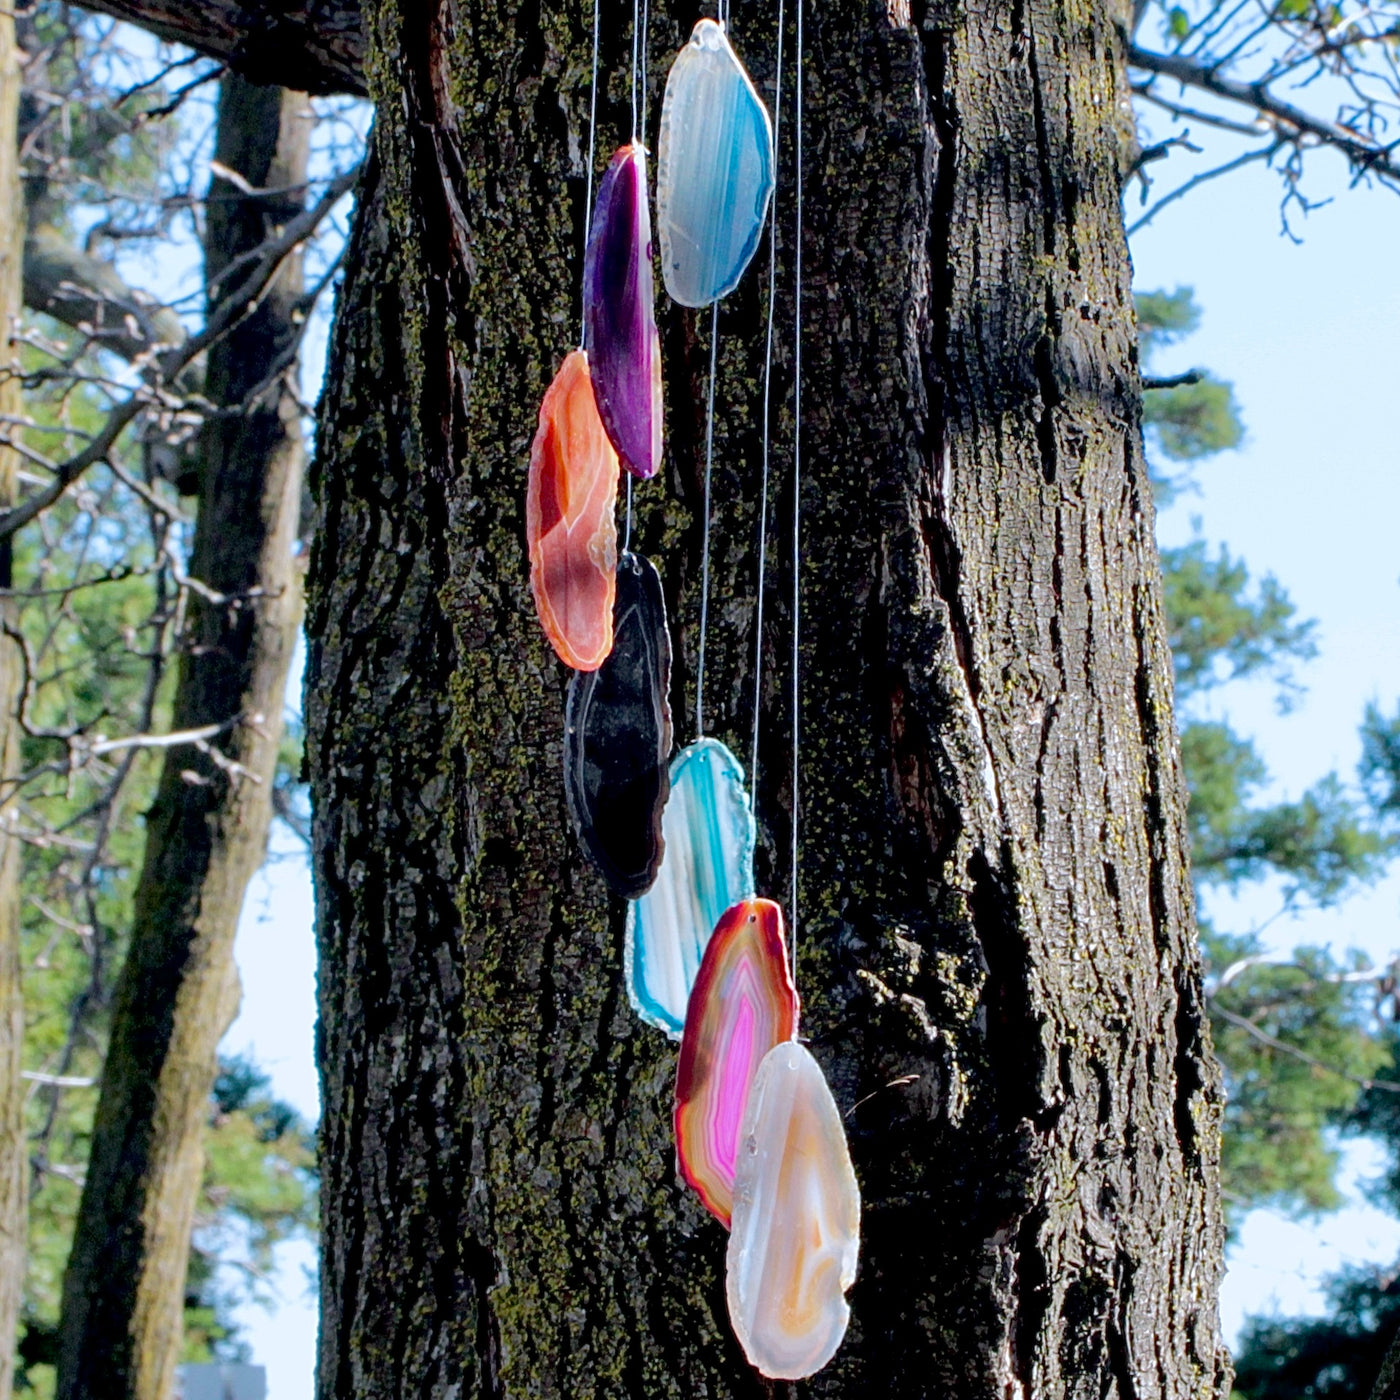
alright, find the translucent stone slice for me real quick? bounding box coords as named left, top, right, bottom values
left=584, top=142, right=663, bottom=480
left=563, top=552, right=673, bottom=898
left=624, top=738, right=756, bottom=1036
left=526, top=350, right=620, bottom=670
left=656, top=19, right=775, bottom=307
left=727, top=1042, right=861, bottom=1380
left=675, top=899, right=799, bottom=1226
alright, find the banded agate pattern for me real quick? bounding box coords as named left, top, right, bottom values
left=675, top=898, right=798, bottom=1226
left=625, top=738, right=755, bottom=1036
left=564, top=552, right=673, bottom=897
left=526, top=350, right=619, bottom=671
left=727, top=1041, right=860, bottom=1380
left=584, top=142, right=663, bottom=480
left=656, top=19, right=775, bottom=306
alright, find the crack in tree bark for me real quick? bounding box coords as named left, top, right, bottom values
left=306, top=0, right=1231, bottom=1395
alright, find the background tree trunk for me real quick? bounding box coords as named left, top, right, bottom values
left=0, top=14, right=27, bottom=1400
left=307, top=0, right=1230, bottom=1396
left=55, top=78, right=310, bottom=1400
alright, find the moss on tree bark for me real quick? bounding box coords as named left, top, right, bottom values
left=307, top=0, right=1230, bottom=1395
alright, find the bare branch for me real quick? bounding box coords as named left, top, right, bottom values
left=1129, top=41, right=1400, bottom=184
left=23, top=226, right=188, bottom=363
left=0, top=162, right=360, bottom=541
left=1211, top=1000, right=1400, bottom=1092
left=71, top=0, right=367, bottom=97
left=1142, top=369, right=1205, bottom=389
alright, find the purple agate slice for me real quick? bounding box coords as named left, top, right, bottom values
left=584, top=142, right=664, bottom=481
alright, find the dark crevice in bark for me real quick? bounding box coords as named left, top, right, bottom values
left=308, top=0, right=1228, bottom=1395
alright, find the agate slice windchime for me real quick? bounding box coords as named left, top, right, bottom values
left=727, top=1041, right=861, bottom=1380
left=526, top=350, right=620, bottom=670
left=625, top=738, right=755, bottom=1036
left=584, top=142, right=663, bottom=480
left=656, top=19, right=775, bottom=307
left=674, top=898, right=798, bottom=1226
left=564, top=552, right=674, bottom=897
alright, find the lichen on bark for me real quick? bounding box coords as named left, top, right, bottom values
left=307, top=1, right=1229, bottom=1396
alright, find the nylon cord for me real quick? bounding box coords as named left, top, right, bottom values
left=696, top=301, right=720, bottom=739
left=640, top=0, right=650, bottom=136
left=789, top=0, right=804, bottom=974
left=580, top=0, right=601, bottom=348
left=630, top=0, right=640, bottom=140
left=624, top=474, right=634, bottom=554
left=750, top=0, right=786, bottom=794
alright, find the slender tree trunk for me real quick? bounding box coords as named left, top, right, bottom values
left=0, top=15, right=25, bottom=1400
left=55, top=79, right=310, bottom=1400
left=307, top=0, right=1229, bottom=1396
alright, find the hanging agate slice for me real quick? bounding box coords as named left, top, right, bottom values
left=526, top=350, right=620, bottom=670
left=584, top=142, right=663, bottom=480
left=625, top=738, right=756, bottom=1036
left=675, top=899, right=798, bottom=1226
left=727, top=1041, right=861, bottom=1380
left=656, top=19, right=775, bottom=307
left=564, top=552, right=673, bottom=897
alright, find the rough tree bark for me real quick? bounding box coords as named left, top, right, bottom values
left=54, top=77, right=310, bottom=1400
left=306, top=0, right=1230, bottom=1395
left=0, top=15, right=27, bottom=1400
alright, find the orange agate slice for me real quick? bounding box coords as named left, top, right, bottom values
left=527, top=350, right=620, bottom=670
left=675, top=899, right=799, bottom=1227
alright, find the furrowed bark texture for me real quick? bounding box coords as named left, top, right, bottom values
left=307, top=0, right=1229, bottom=1396
left=75, top=0, right=365, bottom=96
left=55, top=78, right=309, bottom=1400
left=0, top=14, right=26, bottom=1400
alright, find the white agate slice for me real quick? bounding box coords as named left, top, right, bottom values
left=656, top=18, right=775, bottom=306
left=727, top=1041, right=861, bottom=1380
left=624, top=738, right=755, bottom=1036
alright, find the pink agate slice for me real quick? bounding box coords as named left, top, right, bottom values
left=674, top=898, right=798, bottom=1227
left=726, top=1041, right=861, bottom=1379
left=584, top=142, right=663, bottom=480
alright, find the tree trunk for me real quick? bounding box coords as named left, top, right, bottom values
left=55, top=78, right=310, bottom=1400
left=306, top=0, right=1229, bottom=1396
left=0, top=14, right=26, bottom=1400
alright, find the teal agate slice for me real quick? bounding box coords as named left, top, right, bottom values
left=656, top=19, right=775, bottom=307
left=625, top=738, right=756, bottom=1036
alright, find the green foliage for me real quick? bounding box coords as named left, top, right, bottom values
left=1206, top=934, right=1391, bottom=1215
left=1146, top=380, right=1243, bottom=461
left=1231, top=1267, right=1400, bottom=1399
left=1360, top=702, right=1400, bottom=823
left=1138, top=288, right=1243, bottom=496
left=1162, top=540, right=1315, bottom=702
left=1136, top=286, right=1396, bottom=1230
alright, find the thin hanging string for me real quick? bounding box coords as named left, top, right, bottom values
left=695, top=301, right=720, bottom=738
left=630, top=0, right=641, bottom=140
left=789, top=0, right=804, bottom=974
left=579, top=0, right=602, bottom=348
left=749, top=0, right=786, bottom=792
left=624, top=475, right=634, bottom=553
left=640, top=0, right=651, bottom=136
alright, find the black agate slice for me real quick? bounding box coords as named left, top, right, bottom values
left=564, top=552, right=674, bottom=897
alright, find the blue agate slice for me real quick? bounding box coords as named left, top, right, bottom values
left=656, top=19, right=775, bottom=307
left=624, top=737, right=756, bottom=1036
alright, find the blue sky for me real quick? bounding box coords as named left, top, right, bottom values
left=215, top=110, right=1400, bottom=1400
